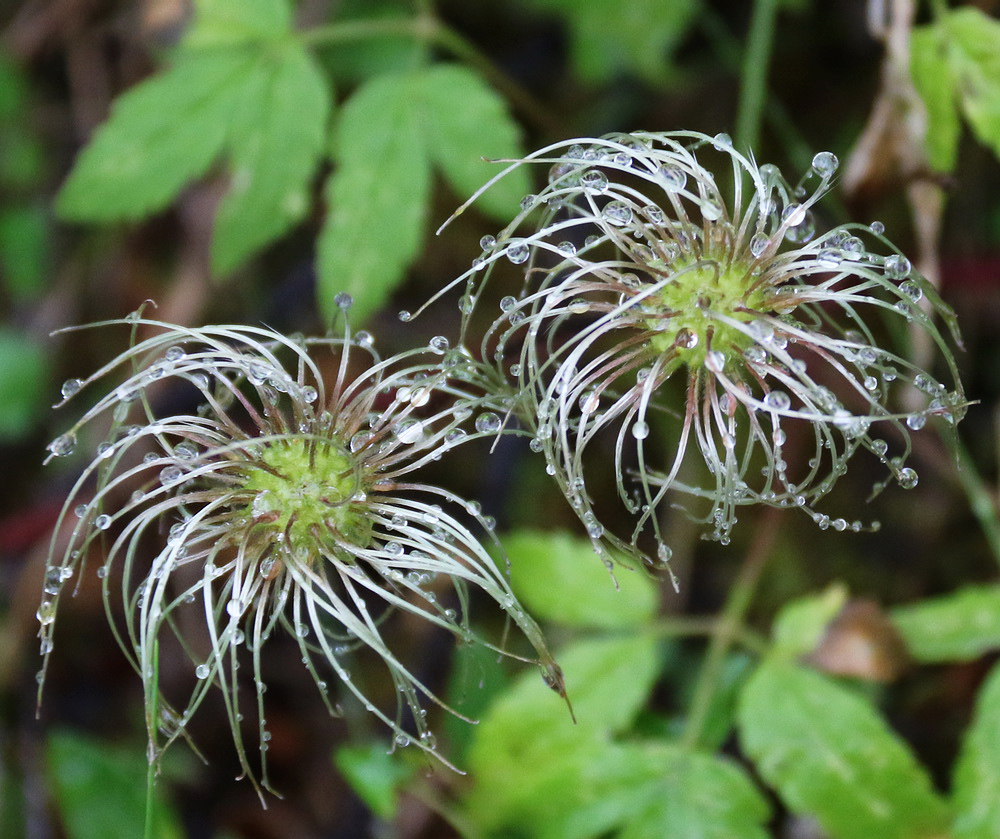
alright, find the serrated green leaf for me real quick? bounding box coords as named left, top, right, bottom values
left=771, top=584, right=849, bottom=659
left=953, top=659, right=1000, bottom=839
left=211, top=44, right=330, bottom=276
left=739, top=660, right=951, bottom=839
left=523, top=0, right=699, bottom=84
left=911, top=24, right=961, bottom=173
left=318, top=73, right=431, bottom=324
left=618, top=746, right=770, bottom=839
left=466, top=636, right=660, bottom=834
left=417, top=63, right=530, bottom=220
left=945, top=7, right=1000, bottom=160
left=56, top=50, right=255, bottom=222
left=334, top=743, right=412, bottom=820
left=504, top=529, right=658, bottom=628
left=47, top=729, right=182, bottom=839
left=891, top=585, right=1000, bottom=663
left=185, top=0, right=291, bottom=48
left=0, top=327, right=46, bottom=439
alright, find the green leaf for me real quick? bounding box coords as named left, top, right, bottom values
left=334, top=743, right=412, bottom=820
left=504, top=529, right=658, bottom=628
left=891, top=585, right=1000, bottom=663
left=0, top=327, right=46, bottom=439
left=739, top=660, right=951, bottom=839
left=466, top=635, right=660, bottom=834
left=211, top=44, right=330, bottom=276
left=953, top=659, right=1000, bottom=839
left=618, top=746, right=770, bottom=839
left=0, top=205, right=48, bottom=299
left=56, top=49, right=255, bottom=221
left=318, top=72, right=431, bottom=324
left=522, top=0, right=700, bottom=84
left=417, top=63, right=531, bottom=220
left=944, top=7, right=1000, bottom=160
left=184, top=0, right=292, bottom=48
left=47, top=729, right=182, bottom=839
left=771, top=584, right=848, bottom=659
left=911, top=23, right=961, bottom=173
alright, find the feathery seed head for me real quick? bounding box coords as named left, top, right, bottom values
left=41, top=314, right=559, bottom=795
left=448, top=131, right=965, bottom=571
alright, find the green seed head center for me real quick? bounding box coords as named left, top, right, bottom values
left=649, top=256, right=767, bottom=367
left=243, top=439, right=371, bottom=547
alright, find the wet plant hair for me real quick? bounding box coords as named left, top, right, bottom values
left=40, top=307, right=562, bottom=795
left=433, top=130, right=966, bottom=574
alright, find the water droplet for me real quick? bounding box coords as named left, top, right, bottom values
left=782, top=203, right=806, bottom=227
left=428, top=335, right=449, bottom=355
left=675, top=328, right=698, bottom=349
left=763, top=391, right=791, bottom=411
left=36, top=601, right=56, bottom=626
left=811, top=151, right=839, bottom=177
left=334, top=292, right=353, bottom=310
left=900, top=280, right=923, bottom=302
left=750, top=233, right=770, bottom=257
left=602, top=200, right=633, bottom=226
left=43, top=568, right=65, bottom=596
left=159, top=465, right=183, bottom=485
left=906, top=413, right=927, bottom=431
left=897, top=467, right=918, bottom=489
left=871, top=439, right=888, bottom=457
left=61, top=379, right=83, bottom=399
left=631, top=420, right=650, bottom=440
left=301, top=385, right=318, bottom=404
left=884, top=254, right=911, bottom=280
left=869, top=220, right=885, bottom=235
left=48, top=434, right=76, bottom=457
left=580, top=169, right=609, bottom=193
left=174, top=441, right=198, bottom=460
left=558, top=240, right=577, bottom=255
left=390, top=419, right=422, bottom=445
left=394, top=733, right=411, bottom=747
left=94, top=514, right=112, bottom=531
left=506, top=240, right=530, bottom=264
left=475, top=412, right=502, bottom=433
left=713, top=132, right=733, bottom=148
left=480, top=234, right=497, bottom=250
left=398, top=310, right=412, bottom=323
left=659, top=165, right=686, bottom=191
left=705, top=350, right=726, bottom=373
left=520, top=194, right=537, bottom=211
left=195, top=663, right=210, bottom=680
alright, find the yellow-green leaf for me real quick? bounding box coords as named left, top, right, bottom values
left=945, top=7, right=1000, bottom=160
left=56, top=50, right=254, bottom=221
left=892, top=584, right=1000, bottom=663
left=739, top=660, right=951, bottom=839
left=911, top=23, right=961, bottom=173
left=953, top=659, right=1000, bottom=839
left=318, top=73, right=431, bottom=325
left=505, top=529, right=658, bottom=628
left=211, top=44, right=330, bottom=276
left=417, top=63, right=531, bottom=220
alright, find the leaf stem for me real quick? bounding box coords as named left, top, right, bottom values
left=735, top=0, right=780, bottom=152
left=681, top=507, right=780, bottom=751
